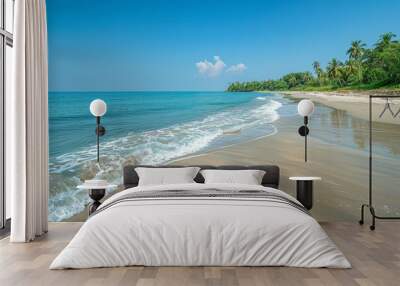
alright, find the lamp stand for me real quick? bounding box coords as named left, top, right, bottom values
left=304, top=116, right=308, bottom=162
left=96, top=117, right=100, bottom=162
left=95, top=116, right=106, bottom=163
left=298, top=116, right=309, bottom=162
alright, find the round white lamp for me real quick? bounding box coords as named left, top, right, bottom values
left=297, top=99, right=315, bottom=162
left=90, top=99, right=107, bottom=117
left=297, top=99, right=314, bottom=117
left=89, top=99, right=107, bottom=162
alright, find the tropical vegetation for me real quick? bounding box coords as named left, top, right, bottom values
left=227, top=33, right=400, bottom=92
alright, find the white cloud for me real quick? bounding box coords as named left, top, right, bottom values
left=195, top=56, right=226, bottom=77
left=196, top=57, right=247, bottom=77
left=226, top=63, right=247, bottom=73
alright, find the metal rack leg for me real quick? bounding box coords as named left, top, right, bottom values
left=369, top=206, right=376, bottom=231
left=359, top=204, right=376, bottom=230
left=359, top=203, right=400, bottom=231
left=359, top=204, right=367, bottom=225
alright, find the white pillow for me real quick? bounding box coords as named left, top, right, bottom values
left=135, top=167, right=200, bottom=186
left=200, top=169, right=266, bottom=185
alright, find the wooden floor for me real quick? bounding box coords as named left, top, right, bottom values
left=0, top=222, right=399, bottom=286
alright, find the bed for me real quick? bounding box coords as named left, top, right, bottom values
left=50, top=165, right=350, bottom=269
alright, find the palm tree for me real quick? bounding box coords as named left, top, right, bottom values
left=327, top=58, right=342, bottom=81
left=347, top=40, right=366, bottom=61
left=339, top=65, right=352, bottom=85
left=346, top=41, right=366, bottom=83
left=312, top=61, right=322, bottom=78
left=346, top=60, right=357, bottom=75
left=375, top=32, right=397, bottom=50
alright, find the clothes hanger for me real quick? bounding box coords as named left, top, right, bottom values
left=379, top=97, right=396, bottom=118
left=393, top=106, right=400, bottom=118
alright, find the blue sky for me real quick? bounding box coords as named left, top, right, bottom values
left=47, top=0, right=400, bottom=91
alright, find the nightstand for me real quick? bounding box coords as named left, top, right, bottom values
left=78, top=182, right=117, bottom=215
left=289, top=177, right=321, bottom=210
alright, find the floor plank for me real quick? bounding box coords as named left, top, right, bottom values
left=0, top=222, right=399, bottom=286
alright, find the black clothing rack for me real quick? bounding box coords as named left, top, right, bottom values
left=359, top=95, right=400, bottom=230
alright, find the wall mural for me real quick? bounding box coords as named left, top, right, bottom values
left=47, top=1, right=400, bottom=222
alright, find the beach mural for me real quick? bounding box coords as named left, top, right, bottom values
left=47, top=1, right=400, bottom=222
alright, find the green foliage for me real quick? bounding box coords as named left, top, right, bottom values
left=227, top=33, right=400, bottom=92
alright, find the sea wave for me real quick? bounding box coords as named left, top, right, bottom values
left=48, top=98, right=283, bottom=221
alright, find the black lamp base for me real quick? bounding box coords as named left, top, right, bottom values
left=88, top=189, right=106, bottom=215
left=298, top=126, right=309, bottom=136
left=96, top=125, right=106, bottom=136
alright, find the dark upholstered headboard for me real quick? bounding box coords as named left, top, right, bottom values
left=123, top=165, right=280, bottom=189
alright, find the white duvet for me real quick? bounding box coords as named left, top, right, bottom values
left=50, top=183, right=351, bottom=269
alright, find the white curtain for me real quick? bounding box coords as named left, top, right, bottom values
left=8, top=0, right=49, bottom=242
